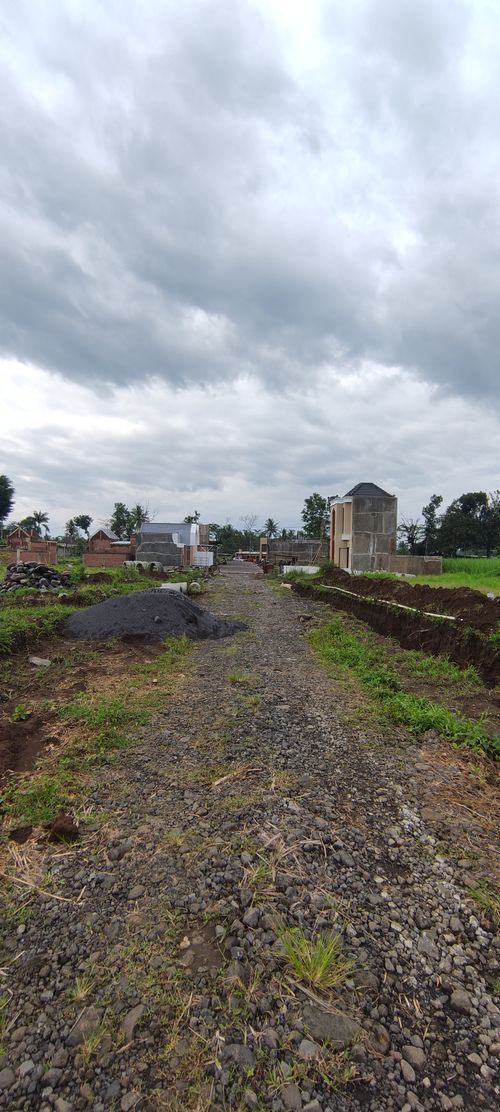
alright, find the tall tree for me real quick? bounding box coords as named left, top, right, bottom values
left=422, top=494, right=443, bottom=555
left=19, top=515, right=36, bottom=531
left=397, top=518, right=424, bottom=555
left=32, top=510, right=49, bottom=536
left=482, top=491, right=500, bottom=557
left=0, top=475, right=15, bottom=536
left=129, top=505, right=150, bottom=531
left=109, top=502, right=134, bottom=539
left=74, top=514, right=93, bottom=538
left=65, top=519, right=79, bottom=540
left=438, top=492, right=489, bottom=556
left=240, top=514, right=258, bottom=548
left=301, top=493, right=330, bottom=538
left=263, top=517, right=279, bottom=538
left=184, top=511, right=200, bottom=524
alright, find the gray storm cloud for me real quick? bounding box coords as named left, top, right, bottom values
left=0, top=0, right=499, bottom=401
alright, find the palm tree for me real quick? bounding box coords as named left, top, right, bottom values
left=130, top=504, right=150, bottom=531
left=263, top=518, right=279, bottom=538
left=32, top=510, right=49, bottom=536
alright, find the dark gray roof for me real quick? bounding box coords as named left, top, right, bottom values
left=344, top=482, right=394, bottom=498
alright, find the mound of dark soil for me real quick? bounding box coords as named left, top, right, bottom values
left=63, top=589, right=244, bottom=642
left=320, top=566, right=500, bottom=632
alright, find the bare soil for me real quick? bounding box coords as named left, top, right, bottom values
left=0, top=639, right=164, bottom=782
left=295, top=573, right=500, bottom=685
left=320, top=566, right=500, bottom=631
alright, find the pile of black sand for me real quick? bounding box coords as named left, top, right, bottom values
left=63, top=589, right=244, bottom=642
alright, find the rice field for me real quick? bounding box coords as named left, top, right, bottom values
left=412, top=557, right=500, bottom=594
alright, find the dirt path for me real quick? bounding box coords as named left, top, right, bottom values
left=1, top=567, right=499, bottom=1112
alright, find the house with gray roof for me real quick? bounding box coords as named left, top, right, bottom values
left=330, top=483, right=397, bottom=573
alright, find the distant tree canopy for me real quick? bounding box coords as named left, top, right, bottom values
left=263, top=517, right=279, bottom=538
left=74, top=514, right=93, bottom=538
left=0, top=476, right=15, bottom=532
left=109, top=503, right=150, bottom=538
left=301, top=493, right=331, bottom=538
left=438, top=491, right=500, bottom=557
left=65, top=519, right=79, bottom=540
left=397, top=518, right=424, bottom=556
left=421, top=494, right=443, bottom=555
left=18, top=515, right=36, bottom=531
left=397, top=491, right=500, bottom=558
left=32, top=510, right=49, bottom=535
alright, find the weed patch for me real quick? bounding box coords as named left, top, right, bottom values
left=276, top=921, right=354, bottom=992
left=310, top=618, right=499, bottom=759
left=0, top=605, right=72, bottom=655
left=467, top=880, right=500, bottom=924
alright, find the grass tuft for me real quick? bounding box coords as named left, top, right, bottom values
left=277, top=921, right=354, bottom=991
left=467, top=880, right=500, bottom=924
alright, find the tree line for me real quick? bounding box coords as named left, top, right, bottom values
left=398, top=491, right=500, bottom=558
left=1, top=473, right=499, bottom=558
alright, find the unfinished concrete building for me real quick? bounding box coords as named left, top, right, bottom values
left=266, top=537, right=329, bottom=568
left=330, top=483, right=397, bottom=573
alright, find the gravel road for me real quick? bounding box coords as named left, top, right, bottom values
left=1, top=565, right=499, bottom=1112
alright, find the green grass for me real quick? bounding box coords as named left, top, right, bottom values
left=362, top=557, right=500, bottom=594
left=58, top=692, right=149, bottom=730
left=228, top=670, right=256, bottom=686
left=0, top=769, right=75, bottom=824
left=0, top=603, right=74, bottom=654
left=310, top=617, right=499, bottom=759
left=467, top=880, right=500, bottom=924
left=134, top=635, right=191, bottom=675
left=277, top=922, right=354, bottom=991
left=443, top=557, right=500, bottom=577
left=1, top=635, right=193, bottom=824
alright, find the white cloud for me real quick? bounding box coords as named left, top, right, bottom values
left=0, top=1, right=498, bottom=526
left=2, top=359, right=498, bottom=534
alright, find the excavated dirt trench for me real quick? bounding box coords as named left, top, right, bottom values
left=293, top=572, right=500, bottom=686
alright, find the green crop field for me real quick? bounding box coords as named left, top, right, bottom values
left=412, top=557, right=500, bottom=594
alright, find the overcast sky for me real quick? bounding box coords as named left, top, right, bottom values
left=1, top=0, right=499, bottom=533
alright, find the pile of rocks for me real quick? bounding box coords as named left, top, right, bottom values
left=0, top=562, right=73, bottom=594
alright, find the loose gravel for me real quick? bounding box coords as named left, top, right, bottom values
left=1, top=565, right=499, bottom=1112
left=63, top=588, right=243, bottom=642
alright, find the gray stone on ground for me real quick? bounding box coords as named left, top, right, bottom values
left=298, top=1037, right=321, bottom=1060
left=222, top=1043, right=256, bottom=1069
left=66, top=1006, right=102, bottom=1047
left=450, top=988, right=472, bottom=1014
left=122, top=1004, right=145, bottom=1042
left=403, top=1045, right=426, bottom=1070
left=0, top=1068, right=15, bottom=1090
left=417, top=934, right=440, bottom=960
left=282, top=1083, right=302, bottom=1110
left=303, top=1003, right=360, bottom=1049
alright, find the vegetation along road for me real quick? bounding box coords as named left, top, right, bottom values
left=0, top=564, right=499, bottom=1111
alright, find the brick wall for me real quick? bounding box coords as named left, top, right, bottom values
left=83, top=553, right=129, bottom=567
left=1, top=544, right=58, bottom=564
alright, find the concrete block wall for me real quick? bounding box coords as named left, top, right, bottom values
left=389, top=555, right=442, bottom=576
left=351, top=495, right=397, bottom=573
